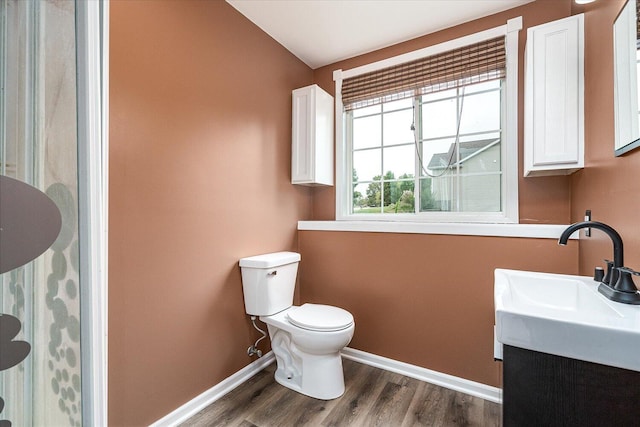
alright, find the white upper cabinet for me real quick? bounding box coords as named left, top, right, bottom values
left=292, top=84, right=334, bottom=186
left=524, top=14, right=584, bottom=177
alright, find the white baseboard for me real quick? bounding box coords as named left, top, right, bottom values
left=341, top=347, right=502, bottom=403
left=149, top=352, right=276, bottom=427
left=151, top=346, right=502, bottom=426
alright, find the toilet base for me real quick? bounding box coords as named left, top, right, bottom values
left=273, top=351, right=346, bottom=400
left=260, top=306, right=354, bottom=400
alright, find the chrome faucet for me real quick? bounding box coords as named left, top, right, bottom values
left=559, top=221, right=640, bottom=304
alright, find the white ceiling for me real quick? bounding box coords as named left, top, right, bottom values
left=226, top=0, right=535, bottom=69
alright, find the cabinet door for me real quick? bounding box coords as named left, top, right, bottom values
left=292, top=85, right=334, bottom=186
left=503, top=345, right=640, bottom=427
left=525, top=14, right=584, bottom=176
left=292, top=87, right=314, bottom=183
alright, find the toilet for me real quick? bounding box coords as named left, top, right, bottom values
left=239, top=251, right=355, bottom=400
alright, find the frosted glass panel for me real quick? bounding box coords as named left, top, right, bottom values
left=0, top=1, right=82, bottom=425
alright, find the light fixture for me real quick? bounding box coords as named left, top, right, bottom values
left=575, top=0, right=596, bottom=4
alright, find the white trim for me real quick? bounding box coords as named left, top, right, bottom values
left=502, top=16, right=521, bottom=223
left=341, top=347, right=502, bottom=404
left=75, top=0, right=109, bottom=425
left=334, top=17, right=523, bottom=224
left=298, top=220, right=578, bottom=239
left=149, top=353, right=276, bottom=427
left=334, top=71, right=350, bottom=220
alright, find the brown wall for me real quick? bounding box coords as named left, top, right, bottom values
left=109, top=1, right=312, bottom=425
left=299, top=0, right=580, bottom=389
left=573, top=0, right=640, bottom=275
left=299, top=231, right=578, bottom=386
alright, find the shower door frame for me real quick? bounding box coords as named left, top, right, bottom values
left=76, top=1, right=109, bottom=426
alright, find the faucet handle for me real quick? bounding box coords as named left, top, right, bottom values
left=613, top=266, right=640, bottom=293
left=617, top=266, right=640, bottom=276
left=602, top=259, right=615, bottom=285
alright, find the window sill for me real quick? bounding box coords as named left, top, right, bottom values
left=298, top=220, right=577, bottom=240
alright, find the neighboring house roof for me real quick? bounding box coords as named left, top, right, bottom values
left=427, top=138, right=500, bottom=170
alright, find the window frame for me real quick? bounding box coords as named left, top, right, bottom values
left=334, top=17, right=522, bottom=224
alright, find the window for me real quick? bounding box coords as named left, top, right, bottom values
left=350, top=80, right=503, bottom=215
left=334, top=19, right=521, bottom=223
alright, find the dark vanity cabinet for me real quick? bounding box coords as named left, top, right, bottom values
left=502, top=345, right=640, bottom=426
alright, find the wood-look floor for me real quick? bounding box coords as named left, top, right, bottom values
left=181, top=358, right=501, bottom=426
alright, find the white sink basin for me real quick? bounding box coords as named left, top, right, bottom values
left=494, top=269, right=640, bottom=372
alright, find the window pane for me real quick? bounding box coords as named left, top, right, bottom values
left=353, top=115, right=381, bottom=149
left=459, top=90, right=501, bottom=134
left=383, top=145, right=414, bottom=178
left=380, top=176, right=405, bottom=211
left=353, top=148, right=381, bottom=182
left=420, top=172, right=501, bottom=213
left=459, top=174, right=501, bottom=212
left=354, top=181, right=383, bottom=213
left=420, top=137, right=456, bottom=176
left=353, top=182, right=379, bottom=212
left=382, top=97, right=413, bottom=112
left=458, top=135, right=501, bottom=173
left=421, top=97, right=457, bottom=139
left=387, top=178, right=415, bottom=213
left=418, top=137, right=502, bottom=213
left=420, top=176, right=454, bottom=212
left=422, top=87, right=456, bottom=102
left=464, top=79, right=500, bottom=94
left=383, top=108, right=414, bottom=146
left=352, top=104, right=381, bottom=118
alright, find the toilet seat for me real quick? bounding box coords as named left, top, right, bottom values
left=286, top=303, right=354, bottom=332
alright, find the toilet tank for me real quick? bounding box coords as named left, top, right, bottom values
left=239, top=251, right=301, bottom=316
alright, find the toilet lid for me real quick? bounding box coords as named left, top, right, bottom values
left=287, top=303, right=354, bottom=332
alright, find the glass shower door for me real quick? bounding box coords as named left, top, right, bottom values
left=1, top=1, right=83, bottom=425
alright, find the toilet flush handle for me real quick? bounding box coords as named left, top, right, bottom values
left=268, top=270, right=277, bottom=276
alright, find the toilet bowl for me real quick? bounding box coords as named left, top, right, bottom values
left=260, top=304, right=354, bottom=400
left=239, top=252, right=355, bottom=400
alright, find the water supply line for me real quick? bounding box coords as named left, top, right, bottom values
left=247, top=316, right=267, bottom=358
